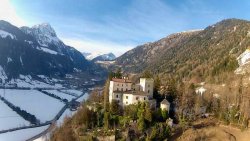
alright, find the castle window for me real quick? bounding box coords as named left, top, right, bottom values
left=116, top=95, right=118, bottom=98
left=122, top=84, right=123, bottom=86
left=136, top=97, right=139, bottom=100
left=126, top=96, right=128, bottom=99
left=148, top=90, right=150, bottom=93
left=126, top=88, right=128, bottom=91
left=118, top=100, right=120, bottom=103
left=148, top=84, right=150, bottom=87
left=144, top=97, right=146, bottom=100
left=126, top=101, right=128, bottom=104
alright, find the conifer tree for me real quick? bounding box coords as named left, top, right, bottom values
left=144, top=103, right=152, bottom=123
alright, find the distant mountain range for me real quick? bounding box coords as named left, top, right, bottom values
left=0, top=20, right=101, bottom=82
left=112, top=19, right=250, bottom=82
left=82, top=52, right=116, bottom=62
left=3, top=18, right=250, bottom=85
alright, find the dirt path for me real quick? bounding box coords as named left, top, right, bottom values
left=170, top=118, right=250, bottom=141
left=219, top=125, right=250, bottom=141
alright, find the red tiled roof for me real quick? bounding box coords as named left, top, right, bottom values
left=111, top=78, right=132, bottom=83
left=161, top=99, right=170, bottom=105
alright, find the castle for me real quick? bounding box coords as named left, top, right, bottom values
left=109, top=77, right=156, bottom=107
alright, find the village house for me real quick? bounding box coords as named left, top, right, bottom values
left=109, top=77, right=156, bottom=107
left=160, top=99, right=170, bottom=112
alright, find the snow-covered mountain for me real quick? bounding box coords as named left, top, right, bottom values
left=82, top=52, right=104, bottom=60
left=82, top=52, right=91, bottom=58
left=21, top=23, right=60, bottom=47
left=0, top=20, right=100, bottom=82
left=82, top=52, right=116, bottom=61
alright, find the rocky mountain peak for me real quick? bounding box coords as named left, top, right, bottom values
left=32, top=23, right=57, bottom=37
left=21, top=23, right=60, bottom=47
left=83, top=52, right=116, bottom=61
left=0, top=20, right=99, bottom=79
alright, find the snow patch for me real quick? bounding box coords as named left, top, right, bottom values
left=24, top=40, right=33, bottom=44
left=65, top=74, right=73, bottom=79
left=85, top=52, right=104, bottom=60
left=96, top=61, right=115, bottom=66
left=0, top=65, right=7, bottom=83
left=195, top=87, right=206, bottom=96
left=20, top=56, right=23, bottom=66
left=235, top=49, right=250, bottom=74
left=177, top=29, right=203, bottom=34
left=237, top=49, right=250, bottom=66
left=73, top=68, right=81, bottom=72
left=7, top=57, right=13, bottom=63
left=39, top=47, right=58, bottom=55
left=0, top=30, right=16, bottom=39
left=6, top=75, right=63, bottom=89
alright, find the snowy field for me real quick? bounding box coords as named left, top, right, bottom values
left=4, top=75, right=64, bottom=89
left=0, top=100, right=29, bottom=130
left=44, top=90, right=75, bottom=101
left=76, top=93, right=89, bottom=102
left=0, top=125, right=49, bottom=141
left=0, top=89, right=88, bottom=141
left=56, top=109, right=75, bottom=126
left=0, top=89, right=64, bottom=122
left=33, top=93, right=89, bottom=141
left=60, top=89, right=83, bottom=96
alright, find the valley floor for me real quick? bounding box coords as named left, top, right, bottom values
left=0, top=88, right=89, bottom=141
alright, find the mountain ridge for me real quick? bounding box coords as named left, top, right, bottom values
left=83, top=52, right=116, bottom=61
left=0, top=20, right=100, bottom=82
left=112, top=18, right=250, bottom=82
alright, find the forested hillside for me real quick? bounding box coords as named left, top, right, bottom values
left=114, top=19, right=250, bottom=82
left=50, top=19, right=250, bottom=141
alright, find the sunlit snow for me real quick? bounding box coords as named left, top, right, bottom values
left=0, top=89, right=64, bottom=122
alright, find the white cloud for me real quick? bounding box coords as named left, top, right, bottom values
left=62, top=38, right=135, bottom=57
left=0, top=0, right=26, bottom=27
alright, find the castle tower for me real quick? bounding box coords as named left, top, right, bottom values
left=140, top=78, right=154, bottom=98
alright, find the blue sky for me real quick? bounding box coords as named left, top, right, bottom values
left=1, top=0, right=250, bottom=56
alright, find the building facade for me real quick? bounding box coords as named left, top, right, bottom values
left=109, top=77, right=155, bottom=107
left=160, top=99, right=170, bottom=112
